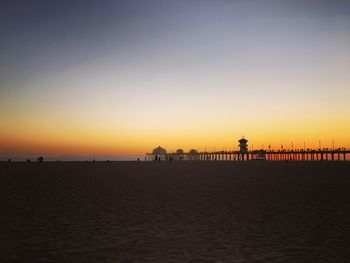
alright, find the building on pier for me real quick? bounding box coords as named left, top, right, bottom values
left=176, top=149, right=184, bottom=160
left=238, top=137, right=248, bottom=152
left=189, top=149, right=199, bottom=160
left=176, top=149, right=184, bottom=154
left=152, top=146, right=166, bottom=161
left=238, top=137, right=249, bottom=160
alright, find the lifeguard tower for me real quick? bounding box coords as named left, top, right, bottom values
left=238, top=137, right=248, bottom=161
left=238, top=137, right=248, bottom=152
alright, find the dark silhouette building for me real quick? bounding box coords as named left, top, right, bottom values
left=239, top=137, right=248, bottom=152
left=152, top=146, right=167, bottom=161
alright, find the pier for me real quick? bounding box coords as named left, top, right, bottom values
left=146, top=138, right=349, bottom=161
left=146, top=149, right=349, bottom=161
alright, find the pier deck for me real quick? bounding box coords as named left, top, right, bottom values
left=146, top=149, right=350, bottom=161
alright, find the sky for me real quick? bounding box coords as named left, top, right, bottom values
left=0, top=0, right=350, bottom=156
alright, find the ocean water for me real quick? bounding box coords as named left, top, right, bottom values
left=0, top=155, right=146, bottom=162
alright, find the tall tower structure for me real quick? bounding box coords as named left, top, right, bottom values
left=238, top=137, right=248, bottom=152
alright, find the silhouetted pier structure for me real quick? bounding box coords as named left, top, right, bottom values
left=146, top=138, right=349, bottom=161
left=146, top=149, right=349, bottom=161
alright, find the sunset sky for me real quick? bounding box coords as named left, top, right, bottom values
left=1, top=0, right=350, bottom=156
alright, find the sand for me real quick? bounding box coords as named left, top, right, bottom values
left=1, top=161, right=350, bottom=262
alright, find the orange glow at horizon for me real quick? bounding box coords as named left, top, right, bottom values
left=1, top=110, right=349, bottom=156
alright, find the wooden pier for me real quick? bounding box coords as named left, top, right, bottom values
left=147, top=138, right=349, bottom=161
left=146, top=149, right=349, bottom=162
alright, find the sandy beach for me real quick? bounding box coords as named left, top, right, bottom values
left=1, top=161, right=350, bottom=262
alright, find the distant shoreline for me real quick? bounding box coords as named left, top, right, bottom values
left=0, top=156, right=145, bottom=162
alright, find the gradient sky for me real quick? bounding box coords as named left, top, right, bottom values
left=1, top=0, right=349, bottom=156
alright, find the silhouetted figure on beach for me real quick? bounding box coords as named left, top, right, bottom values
left=137, top=158, right=140, bottom=161
left=8, top=158, right=11, bottom=162
left=26, top=159, right=30, bottom=162
left=37, top=156, right=43, bottom=162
